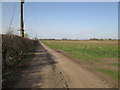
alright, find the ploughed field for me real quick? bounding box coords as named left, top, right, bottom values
left=42, top=40, right=119, bottom=86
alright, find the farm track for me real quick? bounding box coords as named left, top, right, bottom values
left=13, top=41, right=111, bottom=88
left=40, top=41, right=111, bottom=88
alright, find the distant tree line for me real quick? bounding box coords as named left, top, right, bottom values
left=89, top=38, right=117, bottom=41
left=40, top=38, right=118, bottom=41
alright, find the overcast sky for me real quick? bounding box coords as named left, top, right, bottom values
left=2, top=2, right=118, bottom=39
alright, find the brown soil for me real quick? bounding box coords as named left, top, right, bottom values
left=56, top=40, right=118, bottom=46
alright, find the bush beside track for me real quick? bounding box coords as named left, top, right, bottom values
left=2, top=34, right=38, bottom=87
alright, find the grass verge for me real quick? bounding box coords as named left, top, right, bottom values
left=97, top=68, right=119, bottom=80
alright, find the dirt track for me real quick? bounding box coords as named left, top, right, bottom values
left=14, top=41, right=111, bottom=88
left=41, top=42, right=110, bottom=88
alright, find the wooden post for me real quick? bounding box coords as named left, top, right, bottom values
left=20, top=0, right=24, bottom=37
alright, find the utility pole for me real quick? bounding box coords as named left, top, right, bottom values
left=20, top=0, right=24, bottom=37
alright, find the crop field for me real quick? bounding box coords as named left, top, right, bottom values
left=42, top=40, right=119, bottom=82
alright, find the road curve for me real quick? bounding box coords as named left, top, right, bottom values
left=40, top=41, right=110, bottom=88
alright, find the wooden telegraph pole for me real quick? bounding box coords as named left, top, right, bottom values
left=20, top=0, right=24, bottom=37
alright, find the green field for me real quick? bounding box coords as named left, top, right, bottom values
left=42, top=40, right=119, bottom=80
left=42, top=40, right=118, bottom=61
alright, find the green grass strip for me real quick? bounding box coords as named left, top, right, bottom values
left=97, top=68, right=119, bottom=80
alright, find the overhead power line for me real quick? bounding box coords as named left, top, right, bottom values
left=8, top=3, right=17, bottom=33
